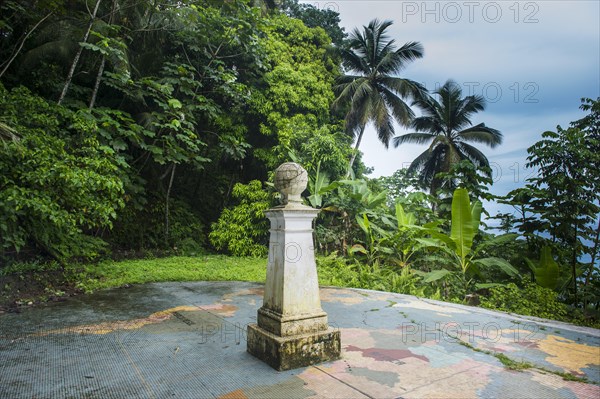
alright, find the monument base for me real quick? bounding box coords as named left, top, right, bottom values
left=247, top=323, right=341, bottom=371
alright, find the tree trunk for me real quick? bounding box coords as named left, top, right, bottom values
left=58, top=0, right=102, bottom=105
left=89, top=0, right=117, bottom=109
left=572, top=223, right=579, bottom=304
left=429, top=179, right=440, bottom=213
left=88, top=57, right=105, bottom=110
left=0, top=12, right=53, bottom=78
left=346, top=125, right=366, bottom=178
left=585, top=217, right=600, bottom=287
left=165, top=164, right=176, bottom=244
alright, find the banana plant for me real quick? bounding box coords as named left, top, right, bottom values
left=337, top=178, right=388, bottom=212
left=350, top=203, right=433, bottom=268
left=307, top=162, right=338, bottom=208
left=419, top=188, right=520, bottom=284
left=350, top=213, right=393, bottom=265
left=381, top=203, right=436, bottom=268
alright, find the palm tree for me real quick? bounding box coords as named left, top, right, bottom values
left=333, top=19, right=426, bottom=173
left=393, top=79, right=502, bottom=195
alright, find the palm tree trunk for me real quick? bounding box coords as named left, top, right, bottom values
left=58, top=0, right=102, bottom=105
left=347, top=125, right=365, bottom=177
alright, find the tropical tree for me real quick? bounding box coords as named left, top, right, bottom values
left=333, top=19, right=426, bottom=172
left=393, top=79, right=502, bottom=196
left=524, top=102, right=599, bottom=303
left=280, top=0, right=346, bottom=46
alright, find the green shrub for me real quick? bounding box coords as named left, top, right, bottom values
left=0, top=84, right=124, bottom=262
left=316, top=252, right=359, bottom=287
left=480, top=281, right=568, bottom=321
left=316, top=252, right=430, bottom=298
left=209, top=181, right=271, bottom=257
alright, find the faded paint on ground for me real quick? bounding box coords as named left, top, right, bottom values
left=538, top=335, right=600, bottom=375
left=0, top=281, right=598, bottom=399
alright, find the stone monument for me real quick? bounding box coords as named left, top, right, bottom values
left=246, top=162, right=341, bottom=370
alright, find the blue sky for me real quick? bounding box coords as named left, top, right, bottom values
left=303, top=0, right=600, bottom=220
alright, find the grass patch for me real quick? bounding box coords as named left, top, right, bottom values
left=494, top=352, right=534, bottom=371
left=1, top=254, right=360, bottom=309
left=78, top=255, right=363, bottom=293
left=78, top=255, right=268, bottom=292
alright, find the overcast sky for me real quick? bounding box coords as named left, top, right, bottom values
left=302, top=0, right=600, bottom=220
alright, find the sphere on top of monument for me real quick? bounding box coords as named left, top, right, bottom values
left=274, top=162, right=308, bottom=204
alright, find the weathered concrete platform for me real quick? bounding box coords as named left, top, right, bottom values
left=1, top=281, right=598, bottom=398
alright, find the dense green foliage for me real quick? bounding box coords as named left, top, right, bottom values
left=0, top=0, right=353, bottom=261
left=0, top=84, right=124, bottom=261
left=500, top=99, right=600, bottom=307
left=209, top=180, right=271, bottom=257
left=480, top=281, right=569, bottom=321
left=1, top=0, right=598, bottom=326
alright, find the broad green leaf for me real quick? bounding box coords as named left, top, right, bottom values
left=427, top=230, right=456, bottom=250
left=450, top=188, right=475, bottom=261
left=349, top=244, right=367, bottom=255
left=470, top=200, right=482, bottom=233
left=532, top=246, right=560, bottom=289
left=168, top=99, right=182, bottom=109
left=355, top=213, right=370, bottom=234
left=423, top=269, right=452, bottom=283
left=475, top=257, right=520, bottom=278
left=395, top=203, right=416, bottom=228
left=473, top=233, right=519, bottom=256
left=367, top=190, right=388, bottom=208
left=415, top=237, right=443, bottom=247
left=475, top=283, right=507, bottom=289
left=415, top=237, right=455, bottom=257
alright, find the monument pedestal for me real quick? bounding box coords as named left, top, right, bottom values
left=247, top=324, right=340, bottom=371
left=246, top=163, right=341, bottom=371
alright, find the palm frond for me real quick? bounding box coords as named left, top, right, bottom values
left=394, top=41, right=424, bottom=63
left=458, top=123, right=503, bottom=148
left=393, top=132, right=435, bottom=147
left=402, top=78, right=502, bottom=188
left=416, top=145, right=447, bottom=186
left=340, top=48, right=369, bottom=74
left=379, top=76, right=427, bottom=101
left=332, top=75, right=367, bottom=109
left=379, top=86, right=414, bottom=127
left=407, top=148, right=435, bottom=174
left=456, top=142, right=491, bottom=171
left=372, top=94, right=394, bottom=147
